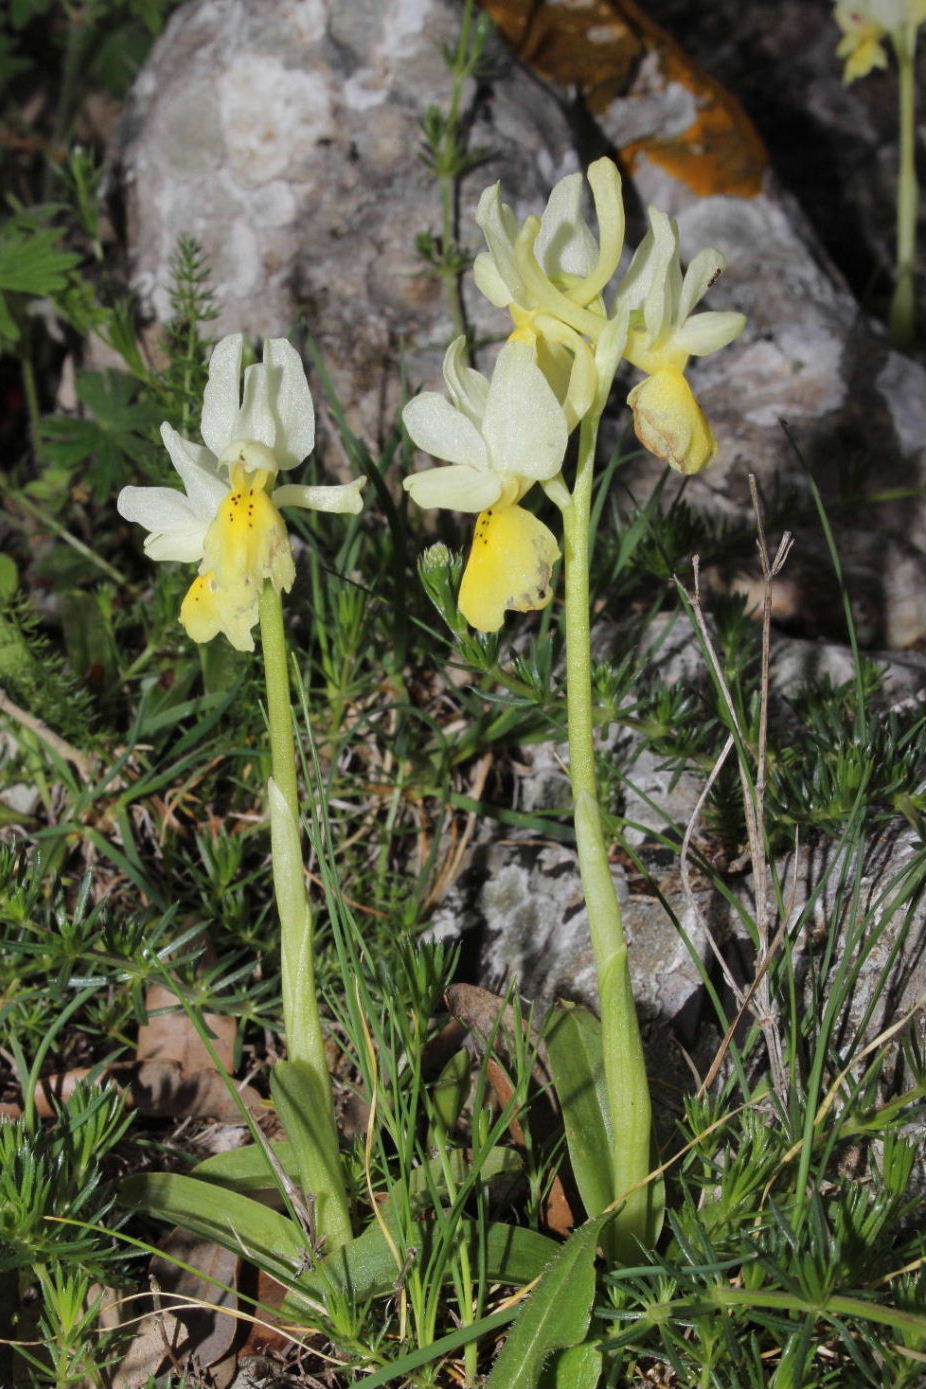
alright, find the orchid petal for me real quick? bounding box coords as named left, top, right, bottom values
left=402, top=393, right=489, bottom=470
left=481, top=343, right=568, bottom=481
left=261, top=338, right=315, bottom=468
left=674, top=310, right=747, bottom=356
left=627, top=368, right=717, bottom=475
left=117, top=484, right=210, bottom=561
left=160, top=424, right=228, bottom=518
left=233, top=362, right=277, bottom=451
left=475, top=184, right=526, bottom=305
left=403, top=464, right=502, bottom=513
left=678, top=247, right=726, bottom=323
left=272, top=478, right=365, bottom=514
left=180, top=571, right=257, bottom=652
left=458, top=504, right=560, bottom=632
left=442, top=336, right=489, bottom=425
left=640, top=209, right=679, bottom=344
left=571, top=157, right=625, bottom=303
left=473, top=251, right=515, bottom=309
left=201, top=335, right=244, bottom=456
left=535, top=172, right=597, bottom=280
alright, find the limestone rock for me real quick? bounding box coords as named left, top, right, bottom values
left=115, top=0, right=576, bottom=442
left=427, top=831, right=711, bottom=1041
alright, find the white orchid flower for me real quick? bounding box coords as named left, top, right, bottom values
left=473, top=159, right=623, bottom=314
left=472, top=158, right=627, bottom=429
left=613, top=208, right=746, bottom=474
left=402, top=337, right=568, bottom=633
left=117, top=335, right=364, bottom=652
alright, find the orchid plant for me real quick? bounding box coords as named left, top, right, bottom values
left=832, top=0, right=925, bottom=346
left=403, top=157, right=745, bottom=1260
left=116, top=156, right=744, bottom=1293
left=118, top=335, right=363, bottom=1253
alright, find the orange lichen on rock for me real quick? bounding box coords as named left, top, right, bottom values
left=477, top=0, right=768, bottom=197
left=479, top=0, right=644, bottom=94
left=612, top=0, right=767, bottom=196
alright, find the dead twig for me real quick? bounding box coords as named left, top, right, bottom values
left=676, top=476, right=793, bottom=1101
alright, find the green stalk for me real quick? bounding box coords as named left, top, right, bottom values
left=559, top=403, right=655, bottom=1261
left=260, top=581, right=299, bottom=817
left=259, top=582, right=352, bottom=1253
left=889, top=28, right=918, bottom=349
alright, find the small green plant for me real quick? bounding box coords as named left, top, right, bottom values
left=0, top=1067, right=134, bottom=1387
left=415, top=0, right=497, bottom=343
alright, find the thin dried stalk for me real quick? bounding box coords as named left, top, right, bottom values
left=678, top=476, right=793, bottom=1100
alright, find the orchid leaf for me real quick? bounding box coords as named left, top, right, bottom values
left=544, top=1004, right=613, bottom=1218
left=484, top=1212, right=609, bottom=1389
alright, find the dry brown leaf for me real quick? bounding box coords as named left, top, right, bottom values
left=108, top=1231, right=239, bottom=1388
left=233, top=1269, right=296, bottom=1362
left=444, top=983, right=552, bottom=1088
left=447, top=983, right=578, bottom=1234
left=129, top=1060, right=264, bottom=1122
left=34, top=1061, right=264, bottom=1123
left=137, top=982, right=237, bottom=1073
left=486, top=1057, right=576, bottom=1237
left=150, top=1229, right=240, bottom=1383
left=108, top=1299, right=184, bottom=1389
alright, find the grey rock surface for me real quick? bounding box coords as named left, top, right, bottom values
left=116, top=0, right=576, bottom=442
left=427, top=831, right=710, bottom=1039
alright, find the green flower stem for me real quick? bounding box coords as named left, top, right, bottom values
left=560, top=404, right=655, bottom=1261
left=260, top=581, right=299, bottom=818
left=259, top=582, right=352, bottom=1253
left=889, top=34, right=918, bottom=350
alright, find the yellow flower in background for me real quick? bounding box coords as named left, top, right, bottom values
left=402, top=337, right=567, bottom=633
left=613, top=208, right=746, bottom=474
left=834, top=0, right=926, bottom=80
left=117, top=335, right=364, bottom=651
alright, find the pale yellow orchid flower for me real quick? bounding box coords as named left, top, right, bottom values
left=613, top=208, right=745, bottom=474
left=834, top=0, right=926, bottom=81
left=402, top=337, right=567, bottom=633
left=473, top=158, right=627, bottom=429
left=117, top=335, right=364, bottom=651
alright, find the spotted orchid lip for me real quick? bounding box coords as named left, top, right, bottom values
left=457, top=503, right=561, bottom=634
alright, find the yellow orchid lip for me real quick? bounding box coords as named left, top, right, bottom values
left=627, top=368, right=718, bottom=475
left=458, top=503, right=561, bottom=633
left=206, top=469, right=293, bottom=589
left=180, top=571, right=223, bottom=646
left=179, top=462, right=296, bottom=651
